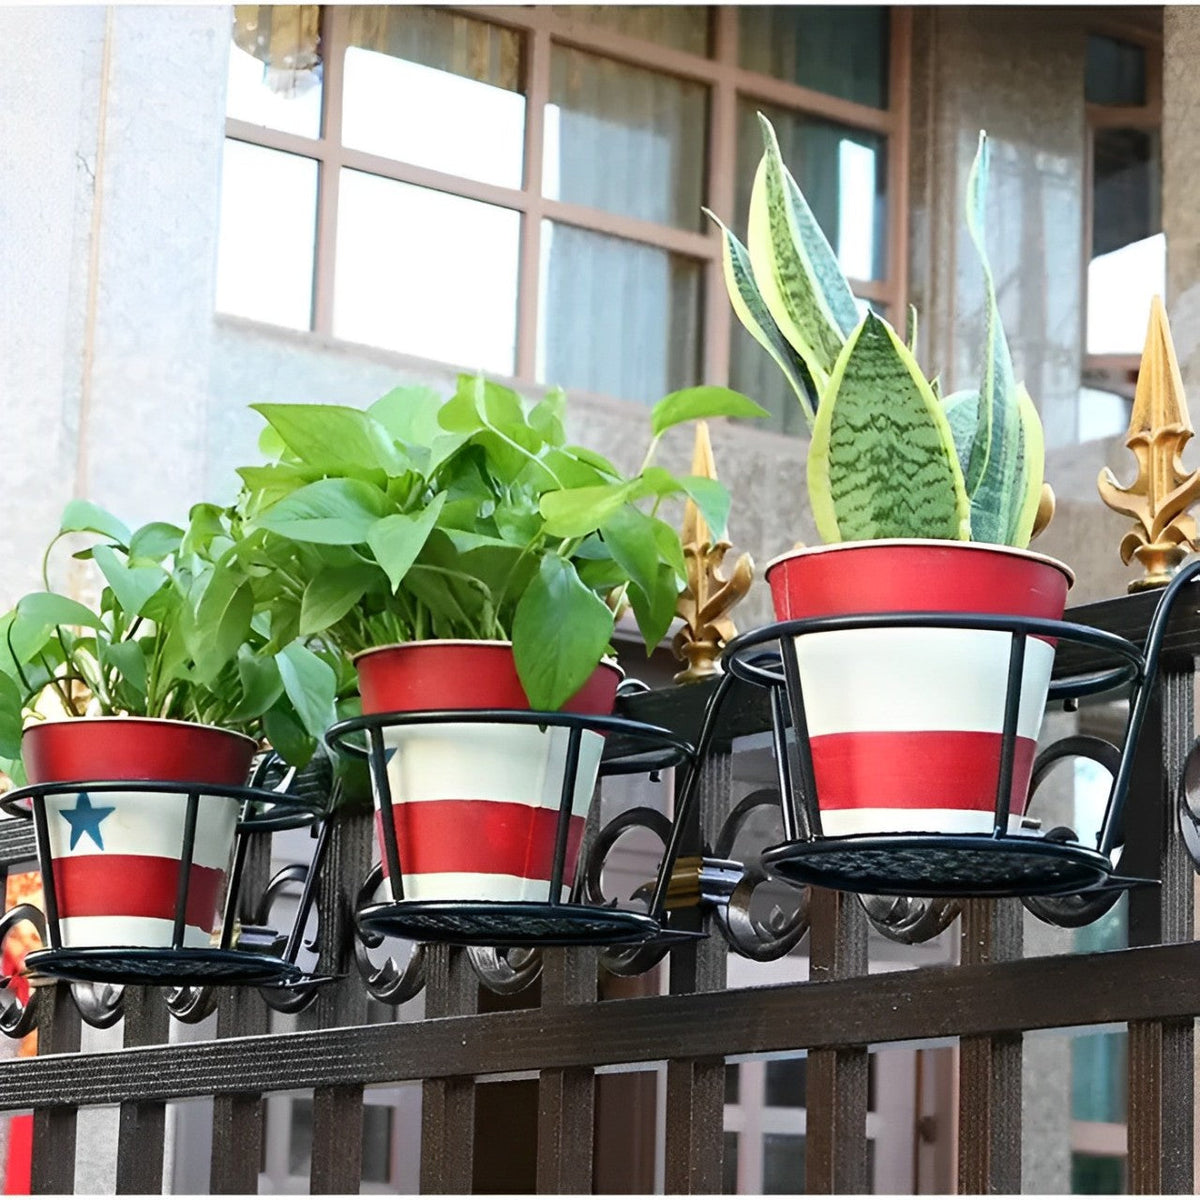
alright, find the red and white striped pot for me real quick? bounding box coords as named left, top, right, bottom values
left=355, top=641, right=621, bottom=904
left=22, top=718, right=255, bottom=949
left=765, top=541, right=1073, bottom=837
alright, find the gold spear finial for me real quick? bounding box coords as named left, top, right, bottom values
left=673, top=421, right=754, bottom=683
left=1098, top=296, right=1200, bottom=592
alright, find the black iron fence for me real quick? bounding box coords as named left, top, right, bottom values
left=0, top=585, right=1196, bottom=1193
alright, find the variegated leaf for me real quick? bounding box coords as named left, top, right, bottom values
left=747, top=115, right=859, bottom=388
left=704, top=208, right=819, bottom=426
left=808, top=313, right=970, bottom=543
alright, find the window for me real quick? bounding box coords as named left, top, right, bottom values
left=1082, top=25, right=1163, bottom=442
left=218, top=5, right=908, bottom=430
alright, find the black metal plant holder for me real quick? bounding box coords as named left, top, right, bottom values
left=687, top=557, right=1200, bottom=900
left=325, top=707, right=697, bottom=947
left=0, top=770, right=328, bottom=987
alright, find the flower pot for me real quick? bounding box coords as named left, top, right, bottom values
left=355, top=641, right=621, bottom=904
left=22, top=718, right=256, bottom=950
left=765, top=540, right=1073, bottom=837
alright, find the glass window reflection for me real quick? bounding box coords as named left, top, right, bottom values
left=334, top=172, right=520, bottom=374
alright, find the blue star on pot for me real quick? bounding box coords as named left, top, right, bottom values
left=60, top=791, right=116, bottom=851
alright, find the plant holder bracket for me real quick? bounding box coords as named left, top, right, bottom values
left=0, top=777, right=329, bottom=988
left=686, top=558, right=1200, bottom=899
left=326, top=707, right=698, bottom=947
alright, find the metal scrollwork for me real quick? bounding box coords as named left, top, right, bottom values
left=711, top=790, right=810, bottom=961
left=69, top=980, right=125, bottom=1029
left=353, top=865, right=428, bottom=1005
left=1022, top=735, right=1126, bottom=927
left=0, top=904, right=45, bottom=1038
left=582, top=806, right=675, bottom=978
left=256, top=860, right=323, bottom=1015
left=859, top=893, right=961, bottom=944
left=1177, top=737, right=1200, bottom=871
left=466, top=945, right=543, bottom=994
left=165, top=983, right=219, bottom=1024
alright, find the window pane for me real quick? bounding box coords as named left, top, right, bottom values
left=288, top=1095, right=313, bottom=1176
left=725, top=1062, right=740, bottom=1104
left=549, top=6, right=711, bottom=56
left=1072, top=1152, right=1126, bottom=1194
left=228, top=6, right=323, bottom=138
left=216, top=139, right=317, bottom=330
left=739, top=6, right=889, bottom=108
left=762, top=1133, right=806, bottom=1194
left=735, top=101, right=887, bottom=281
left=342, top=8, right=525, bottom=190
left=1088, top=128, right=1162, bottom=355
left=538, top=222, right=702, bottom=402
left=1086, top=34, right=1146, bottom=106
left=334, top=171, right=520, bottom=374
left=765, top=1057, right=807, bottom=1108
left=546, top=46, right=708, bottom=230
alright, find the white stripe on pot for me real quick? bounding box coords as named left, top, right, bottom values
left=43, top=791, right=240, bottom=869
left=386, top=872, right=573, bottom=904
left=380, top=724, right=605, bottom=811
left=817, top=810, right=1032, bottom=837
left=58, top=915, right=214, bottom=950
left=794, top=628, right=1055, bottom=738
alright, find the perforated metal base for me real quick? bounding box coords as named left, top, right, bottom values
left=356, top=901, right=662, bottom=947
left=761, top=834, right=1142, bottom=898
left=25, top=947, right=308, bottom=987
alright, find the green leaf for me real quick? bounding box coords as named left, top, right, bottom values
left=16, top=592, right=103, bottom=631
left=192, top=568, right=254, bottom=685
left=0, top=673, right=23, bottom=760
left=58, top=500, right=131, bottom=547
left=962, top=131, right=1026, bottom=544
left=181, top=503, right=230, bottom=558
left=92, top=544, right=169, bottom=618
left=942, top=389, right=980, bottom=479
left=627, top=562, right=681, bottom=651
left=746, top=114, right=860, bottom=387
left=128, top=522, right=184, bottom=563
left=366, top=493, right=447, bottom=592
left=540, top=481, right=637, bottom=538
left=512, top=556, right=615, bottom=711
left=650, top=386, right=768, bottom=438
left=299, top=565, right=381, bottom=636
left=808, top=313, right=970, bottom=542
left=367, top=385, right=445, bottom=445
left=529, top=387, right=567, bottom=447
left=276, top=642, right=337, bottom=743
left=263, top=701, right=315, bottom=770
left=600, top=505, right=663, bottom=605
left=705, top=209, right=819, bottom=426
left=226, top=651, right=285, bottom=723
left=252, top=403, right=408, bottom=476
left=677, top=475, right=732, bottom=542
left=256, top=478, right=391, bottom=545
left=101, top=639, right=148, bottom=700
left=1009, top=384, right=1045, bottom=548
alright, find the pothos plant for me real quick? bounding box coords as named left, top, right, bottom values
left=707, top=117, right=1050, bottom=548
left=0, top=499, right=338, bottom=783
left=224, top=374, right=766, bottom=712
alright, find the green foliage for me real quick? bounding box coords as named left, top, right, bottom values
left=711, top=120, right=1045, bottom=548
left=230, top=376, right=765, bottom=711
left=0, top=501, right=336, bottom=782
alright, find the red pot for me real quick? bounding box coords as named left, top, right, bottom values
left=353, top=641, right=621, bottom=903
left=764, top=541, right=1073, bottom=836
left=21, top=718, right=255, bottom=949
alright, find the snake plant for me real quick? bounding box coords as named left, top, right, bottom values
left=708, top=117, right=1046, bottom=547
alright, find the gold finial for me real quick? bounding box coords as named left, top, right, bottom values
left=1098, top=296, right=1200, bottom=592
left=673, top=421, right=754, bottom=683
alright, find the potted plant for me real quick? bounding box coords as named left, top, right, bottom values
left=226, top=375, right=764, bottom=907
left=707, top=118, right=1065, bottom=838
left=0, top=500, right=336, bottom=951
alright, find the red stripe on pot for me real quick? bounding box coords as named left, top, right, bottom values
left=51, top=854, right=226, bottom=931
left=810, top=730, right=1038, bottom=813
left=375, top=801, right=586, bottom=882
